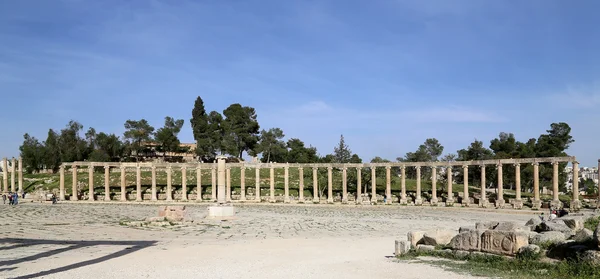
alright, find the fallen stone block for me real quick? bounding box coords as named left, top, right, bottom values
left=475, top=221, right=499, bottom=230
left=538, top=221, right=575, bottom=237
left=580, top=250, right=600, bottom=265
left=525, top=217, right=542, bottom=230
left=531, top=231, right=566, bottom=245
left=518, top=244, right=541, bottom=255
left=594, top=224, right=600, bottom=249
left=407, top=231, right=425, bottom=249
left=158, top=206, right=186, bottom=222
left=454, top=250, right=470, bottom=259
left=495, top=221, right=523, bottom=231
left=459, top=226, right=475, bottom=233
left=422, top=229, right=456, bottom=246
left=572, top=228, right=593, bottom=242
left=481, top=230, right=528, bottom=256
left=450, top=230, right=484, bottom=251
left=416, top=244, right=435, bottom=252
left=561, top=217, right=584, bottom=231
left=525, top=231, right=539, bottom=243
left=395, top=240, right=410, bottom=256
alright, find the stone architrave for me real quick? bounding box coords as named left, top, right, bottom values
left=298, top=167, right=305, bottom=203
left=88, top=165, right=94, bottom=201
left=269, top=166, right=275, bottom=203
left=240, top=166, right=246, bottom=201
left=550, top=162, right=562, bottom=209
left=72, top=165, right=78, bottom=201
left=196, top=166, right=202, bottom=201
left=225, top=167, right=231, bottom=202
left=571, top=161, right=581, bottom=209
left=462, top=165, right=469, bottom=205
left=342, top=167, right=348, bottom=204
left=104, top=165, right=110, bottom=201
left=211, top=167, right=217, bottom=202
left=284, top=165, right=290, bottom=203
left=480, top=230, right=528, bottom=256
left=327, top=166, right=333, bottom=203
left=385, top=166, right=391, bottom=204
left=513, top=163, right=523, bottom=209
left=479, top=165, right=488, bottom=208
left=2, top=158, right=8, bottom=192
left=136, top=165, right=143, bottom=201
left=313, top=167, right=318, bottom=203
left=59, top=165, right=65, bottom=200
left=415, top=166, right=422, bottom=205
left=430, top=166, right=438, bottom=205
left=151, top=166, right=157, bottom=201
left=356, top=167, right=362, bottom=204
left=18, top=157, right=23, bottom=194
left=450, top=230, right=484, bottom=251
left=255, top=167, right=261, bottom=201
left=166, top=166, right=173, bottom=201
left=400, top=166, right=407, bottom=204
left=496, top=163, right=505, bottom=208
left=532, top=163, right=541, bottom=209
left=371, top=167, right=377, bottom=204
left=181, top=166, right=188, bottom=201
left=120, top=166, right=127, bottom=201
left=446, top=166, right=453, bottom=205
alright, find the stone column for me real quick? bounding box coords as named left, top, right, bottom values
left=104, top=165, right=110, bottom=201
left=196, top=166, right=202, bottom=201
left=532, top=162, right=541, bottom=209
left=400, top=166, right=407, bottom=204
left=136, top=165, right=142, bottom=201
left=356, top=167, right=362, bottom=204
left=514, top=163, right=523, bottom=209
left=550, top=162, right=562, bottom=209
left=255, top=167, right=261, bottom=201
left=240, top=167, right=246, bottom=201
left=371, top=166, right=377, bottom=204
left=59, top=165, right=65, bottom=200
left=211, top=166, right=217, bottom=202
left=2, top=158, right=8, bottom=192
left=495, top=164, right=504, bottom=208
left=284, top=165, right=290, bottom=203
left=269, top=166, right=275, bottom=203
left=217, top=156, right=226, bottom=204
left=597, top=159, right=600, bottom=208
left=385, top=166, right=391, bottom=204
left=571, top=161, right=581, bottom=209
left=166, top=166, right=173, bottom=201
left=298, top=167, right=305, bottom=203
left=226, top=167, right=231, bottom=202
left=327, top=166, right=333, bottom=203
left=430, top=167, right=438, bottom=205
left=88, top=165, right=94, bottom=201
left=462, top=165, right=469, bottom=206
left=18, top=157, right=23, bottom=194
left=313, top=167, right=318, bottom=203
left=72, top=165, right=78, bottom=201
left=151, top=166, right=157, bottom=201
left=446, top=166, right=453, bottom=206
left=11, top=158, right=16, bottom=192
left=479, top=165, right=487, bottom=207
left=120, top=166, right=126, bottom=201
left=415, top=166, right=422, bottom=205
left=181, top=166, right=188, bottom=201
left=342, top=167, right=348, bottom=204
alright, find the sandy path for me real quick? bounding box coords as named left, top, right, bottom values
left=0, top=203, right=536, bottom=278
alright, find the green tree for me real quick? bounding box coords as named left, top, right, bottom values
left=222, top=104, right=260, bottom=158
left=535, top=122, right=574, bottom=193
left=19, top=133, right=45, bottom=173
left=58, top=120, right=88, bottom=162
left=190, top=96, right=213, bottom=161
left=399, top=138, right=444, bottom=179
left=286, top=138, right=319, bottom=163
left=333, top=134, right=352, bottom=163
left=205, top=111, right=225, bottom=160
left=582, top=178, right=597, bottom=196
left=456, top=139, right=494, bottom=187
left=253, top=128, right=287, bottom=163
left=123, top=119, right=155, bottom=161
left=154, top=116, right=185, bottom=157
left=43, top=129, right=61, bottom=172
left=95, top=132, right=123, bottom=161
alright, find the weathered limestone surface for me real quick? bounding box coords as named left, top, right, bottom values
left=573, top=228, right=593, bottom=242
left=422, top=229, right=456, bottom=246
left=475, top=221, right=499, bottom=230
left=395, top=240, right=410, bottom=256
left=157, top=206, right=186, bottom=221
left=407, top=231, right=425, bottom=249
left=416, top=244, right=435, bottom=252
left=561, top=217, right=584, bottom=231
left=538, top=220, right=575, bottom=237
left=594, top=224, right=600, bottom=249
left=450, top=230, right=484, bottom=251
left=480, top=230, right=528, bottom=256
left=525, top=218, right=542, bottom=230
left=518, top=244, right=541, bottom=255
left=531, top=231, right=566, bottom=245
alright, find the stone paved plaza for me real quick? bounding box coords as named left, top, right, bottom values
left=0, top=202, right=536, bottom=278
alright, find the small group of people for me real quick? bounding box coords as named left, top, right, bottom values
left=2, top=192, right=19, bottom=205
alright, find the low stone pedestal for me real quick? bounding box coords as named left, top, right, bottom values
left=550, top=200, right=563, bottom=210
left=207, top=204, right=235, bottom=219
left=570, top=200, right=582, bottom=210
left=512, top=200, right=524, bottom=209
left=495, top=199, right=505, bottom=208
left=532, top=200, right=542, bottom=210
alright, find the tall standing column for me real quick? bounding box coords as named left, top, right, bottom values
left=269, top=166, right=275, bottom=203
left=104, top=165, right=110, bottom=201
left=327, top=166, right=333, bottom=203
left=342, top=167, right=348, bottom=203
left=166, top=166, right=173, bottom=201
left=495, top=164, right=504, bottom=208
left=136, top=165, right=142, bottom=201
left=597, top=159, right=600, bottom=208
left=313, top=167, right=318, bottom=203
left=571, top=161, right=581, bottom=209
left=195, top=166, right=202, bottom=201
left=11, top=158, right=16, bottom=192
left=400, top=166, right=407, bottom=204
left=240, top=167, right=246, bottom=201
left=59, top=165, right=65, bottom=200
left=415, top=166, right=422, bottom=205
left=462, top=165, right=469, bottom=206
left=2, top=158, right=8, bottom=192
left=151, top=166, right=157, bottom=201
left=298, top=167, right=305, bottom=203
left=430, top=167, right=438, bottom=205
left=479, top=165, right=488, bottom=207
left=120, top=166, right=126, bottom=201
left=217, top=156, right=226, bottom=204
left=532, top=162, right=541, bottom=209
left=385, top=166, right=391, bottom=204
left=88, top=165, right=95, bottom=201
left=356, top=167, right=362, bottom=204
left=446, top=166, right=453, bottom=206
left=514, top=163, right=523, bottom=209
left=284, top=165, right=290, bottom=203
left=72, top=165, right=78, bottom=201
left=550, top=162, right=562, bottom=209
left=18, top=157, right=23, bottom=194
left=181, top=166, right=188, bottom=201
left=255, top=167, right=261, bottom=201
left=211, top=166, right=217, bottom=202
left=225, top=167, right=231, bottom=202
left=371, top=167, right=377, bottom=204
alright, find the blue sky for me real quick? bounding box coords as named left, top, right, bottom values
left=1, top=0, right=599, bottom=166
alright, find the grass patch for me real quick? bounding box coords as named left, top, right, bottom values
left=397, top=249, right=600, bottom=279
left=584, top=216, right=599, bottom=231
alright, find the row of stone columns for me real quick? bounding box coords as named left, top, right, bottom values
left=57, top=161, right=580, bottom=209
left=1, top=157, right=23, bottom=194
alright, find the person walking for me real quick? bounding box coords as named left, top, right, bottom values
left=2, top=193, right=5, bottom=204
left=13, top=192, right=18, bottom=205
left=8, top=192, right=13, bottom=205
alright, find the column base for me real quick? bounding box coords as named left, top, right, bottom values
left=479, top=200, right=490, bottom=208
left=570, top=200, right=582, bottom=210
left=445, top=198, right=455, bottom=206
left=461, top=200, right=470, bottom=206
left=341, top=199, right=348, bottom=204
left=136, top=198, right=143, bottom=202
left=240, top=197, right=247, bottom=202
left=430, top=197, right=438, bottom=206
left=298, top=198, right=305, bottom=204
left=327, top=198, right=334, bottom=204
left=550, top=200, right=563, bottom=210
left=207, top=204, right=235, bottom=219
left=399, top=198, right=407, bottom=205
left=355, top=198, right=362, bottom=205
left=284, top=198, right=291, bottom=203
left=512, top=199, right=524, bottom=209
left=415, top=198, right=423, bottom=206
left=495, top=199, right=505, bottom=208
left=532, top=200, right=542, bottom=210
left=105, top=198, right=111, bottom=201
left=269, top=199, right=276, bottom=203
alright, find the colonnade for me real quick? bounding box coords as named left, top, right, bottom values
left=57, top=156, right=587, bottom=209
left=1, top=157, right=24, bottom=194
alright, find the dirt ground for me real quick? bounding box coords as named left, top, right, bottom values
left=0, top=202, right=537, bottom=278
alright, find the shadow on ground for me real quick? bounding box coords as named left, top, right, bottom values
left=0, top=238, right=157, bottom=279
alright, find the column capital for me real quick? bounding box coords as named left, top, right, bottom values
left=104, top=164, right=109, bottom=169
left=151, top=165, right=157, bottom=170
left=446, top=166, right=452, bottom=170
left=514, top=163, right=520, bottom=167
left=430, top=166, right=436, bottom=170
left=342, top=167, right=347, bottom=171
left=480, top=165, right=486, bottom=169
left=327, top=166, right=333, bottom=170
left=312, top=167, right=318, bottom=170
left=370, top=166, right=376, bottom=170
left=385, top=166, right=391, bottom=170
left=284, top=166, right=289, bottom=169
left=532, top=162, right=539, bottom=166
left=120, top=165, right=126, bottom=170
left=136, top=165, right=141, bottom=169
left=60, top=165, right=65, bottom=170
left=462, top=165, right=468, bottom=170
left=415, top=166, right=421, bottom=170
left=182, top=166, right=187, bottom=170
left=298, top=167, right=303, bottom=170
left=400, top=165, right=405, bottom=170
left=552, top=161, right=559, bottom=166
left=572, top=161, right=579, bottom=165
left=496, top=163, right=502, bottom=168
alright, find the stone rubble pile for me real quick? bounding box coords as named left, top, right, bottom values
left=395, top=214, right=600, bottom=265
